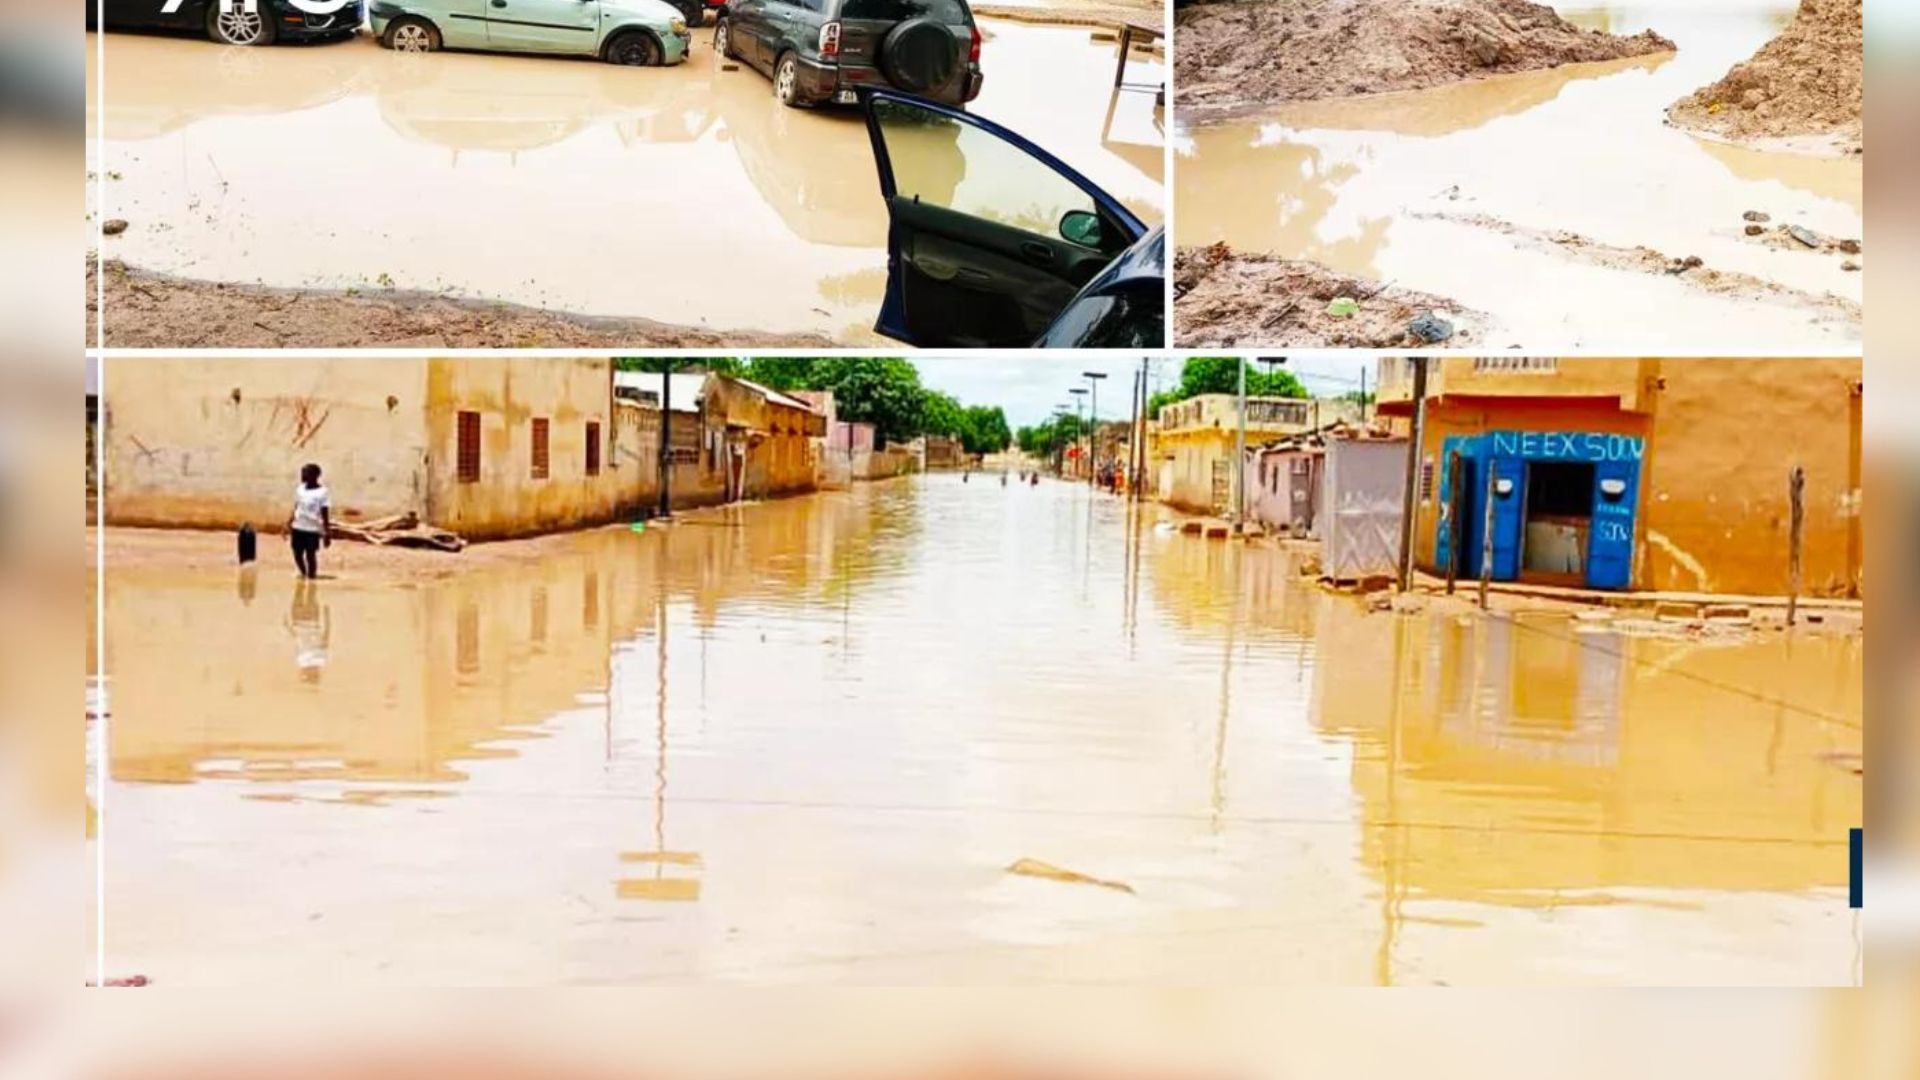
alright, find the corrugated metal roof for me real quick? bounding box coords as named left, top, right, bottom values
left=732, top=377, right=819, bottom=414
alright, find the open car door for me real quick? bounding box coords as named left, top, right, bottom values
left=860, top=89, right=1146, bottom=348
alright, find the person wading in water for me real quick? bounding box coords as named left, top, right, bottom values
left=286, top=462, right=332, bottom=579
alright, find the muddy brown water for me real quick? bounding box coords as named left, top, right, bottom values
left=95, top=477, right=1860, bottom=984
left=1175, top=1, right=1862, bottom=351
left=85, top=20, right=1162, bottom=345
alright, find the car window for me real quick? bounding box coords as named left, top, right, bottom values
left=839, top=0, right=969, bottom=22
left=873, top=97, right=1098, bottom=242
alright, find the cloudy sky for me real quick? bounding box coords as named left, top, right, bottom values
left=911, top=356, right=1378, bottom=428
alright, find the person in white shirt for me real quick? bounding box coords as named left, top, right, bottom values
left=286, top=462, right=331, bottom=579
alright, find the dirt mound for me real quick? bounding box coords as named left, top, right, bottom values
left=1177, top=0, right=1674, bottom=112
left=1667, top=0, right=1861, bottom=153
left=88, top=259, right=833, bottom=349
left=1174, top=242, right=1490, bottom=346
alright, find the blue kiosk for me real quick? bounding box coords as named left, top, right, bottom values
left=1435, top=429, right=1645, bottom=591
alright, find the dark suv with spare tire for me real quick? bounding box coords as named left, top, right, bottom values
left=715, top=0, right=982, bottom=108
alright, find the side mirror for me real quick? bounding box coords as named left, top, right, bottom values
left=1059, top=209, right=1102, bottom=248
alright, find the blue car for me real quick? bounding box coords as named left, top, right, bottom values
left=859, top=88, right=1164, bottom=349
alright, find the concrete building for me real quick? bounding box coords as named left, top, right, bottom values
left=1245, top=435, right=1325, bottom=538
left=1375, top=357, right=1863, bottom=596
left=1153, top=393, right=1356, bottom=515
left=922, top=434, right=965, bottom=471
left=104, top=359, right=827, bottom=541
left=789, top=391, right=918, bottom=488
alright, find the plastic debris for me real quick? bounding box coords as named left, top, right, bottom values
left=1407, top=312, right=1455, bottom=343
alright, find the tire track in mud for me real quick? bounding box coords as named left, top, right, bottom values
left=1410, top=210, right=1862, bottom=327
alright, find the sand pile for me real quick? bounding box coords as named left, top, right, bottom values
left=1667, top=0, right=1861, bottom=153
left=1177, top=0, right=1675, bottom=112
left=1174, top=243, right=1489, bottom=347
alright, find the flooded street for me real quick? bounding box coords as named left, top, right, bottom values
left=98, top=476, right=1860, bottom=985
left=86, top=20, right=1162, bottom=343
left=1174, top=1, right=1862, bottom=351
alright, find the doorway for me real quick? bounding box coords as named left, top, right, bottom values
left=1521, top=460, right=1595, bottom=577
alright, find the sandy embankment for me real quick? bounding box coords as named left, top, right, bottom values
left=87, top=259, right=832, bottom=349
left=1172, top=0, right=1680, bottom=345
left=1176, top=0, right=1674, bottom=114
left=1666, top=0, right=1862, bottom=155
left=92, top=524, right=622, bottom=584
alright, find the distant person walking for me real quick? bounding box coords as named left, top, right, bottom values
left=287, top=462, right=331, bottom=579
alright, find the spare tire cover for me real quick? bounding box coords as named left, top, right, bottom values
left=879, top=17, right=959, bottom=94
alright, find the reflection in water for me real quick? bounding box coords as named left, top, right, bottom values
left=1175, top=0, right=1862, bottom=351
left=104, top=477, right=1858, bottom=984
left=87, top=20, right=1160, bottom=342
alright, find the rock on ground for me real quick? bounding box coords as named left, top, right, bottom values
left=1174, top=242, right=1488, bottom=347
left=1177, top=0, right=1675, bottom=112
left=1667, top=0, right=1862, bottom=153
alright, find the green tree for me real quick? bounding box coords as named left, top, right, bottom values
left=1147, top=358, right=1310, bottom=420
left=958, top=405, right=1011, bottom=455
left=798, top=357, right=929, bottom=446
left=743, top=357, right=820, bottom=390
left=922, top=390, right=966, bottom=439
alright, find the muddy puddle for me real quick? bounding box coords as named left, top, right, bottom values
left=98, top=477, right=1858, bottom=984
left=1174, top=1, right=1861, bottom=351
left=86, top=20, right=1161, bottom=345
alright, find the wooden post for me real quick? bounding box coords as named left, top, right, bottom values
left=1113, top=24, right=1132, bottom=89
left=1444, top=450, right=1462, bottom=596
left=658, top=361, right=673, bottom=519
left=1396, top=358, right=1427, bottom=592
left=1478, top=462, right=1496, bottom=611
left=1787, top=464, right=1805, bottom=626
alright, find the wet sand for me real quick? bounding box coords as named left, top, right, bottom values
left=86, top=20, right=1162, bottom=347
left=87, top=257, right=836, bottom=347
left=1173, top=1, right=1862, bottom=350
left=96, top=478, right=1861, bottom=985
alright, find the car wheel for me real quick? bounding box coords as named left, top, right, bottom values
left=713, top=17, right=734, bottom=59
left=774, top=51, right=807, bottom=107
left=676, top=0, right=704, bottom=27
left=606, top=30, right=663, bottom=66
left=207, top=2, right=277, bottom=45
left=382, top=16, right=440, bottom=52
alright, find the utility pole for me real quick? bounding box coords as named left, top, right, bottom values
left=1360, top=366, right=1369, bottom=425
left=1133, top=357, right=1150, bottom=501
left=1397, top=357, right=1428, bottom=592
left=1084, top=371, right=1108, bottom=490
left=657, top=359, right=673, bottom=520
left=1231, top=357, right=1247, bottom=530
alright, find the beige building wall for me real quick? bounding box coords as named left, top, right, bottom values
left=103, top=358, right=432, bottom=531
left=421, top=358, right=626, bottom=541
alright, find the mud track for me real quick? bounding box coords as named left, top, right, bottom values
left=1174, top=242, right=1492, bottom=347
left=1410, top=211, right=1863, bottom=327
left=1668, top=0, right=1862, bottom=155
left=1176, top=0, right=1674, bottom=114
left=88, top=259, right=834, bottom=349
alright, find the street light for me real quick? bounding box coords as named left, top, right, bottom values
left=1083, top=371, right=1108, bottom=490
left=1067, top=387, right=1088, bottom=481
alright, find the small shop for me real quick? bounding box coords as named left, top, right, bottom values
left=1434, top=429, right=1643, bottom=590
